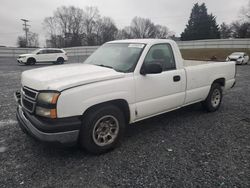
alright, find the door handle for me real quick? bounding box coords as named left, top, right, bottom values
left=173, top=75, right=181, bottom=82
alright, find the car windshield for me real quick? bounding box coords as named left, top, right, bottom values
left=31, top=49, right=41, bottom=54
left=84, top=43, right=145, bottom=72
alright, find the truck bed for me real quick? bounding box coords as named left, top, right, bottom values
left=182, top=60, right=236, bottom=105
left=183, top=60, right=223, bottom=67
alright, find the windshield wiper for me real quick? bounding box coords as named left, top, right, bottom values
left=95, top=64, right=124, bottom=73
left=98, top=64, right=114, bottom=69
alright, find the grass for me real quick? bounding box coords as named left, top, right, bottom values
left=180, top=48, right=250, bottom=61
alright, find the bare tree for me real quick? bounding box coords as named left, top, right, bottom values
left=116, top=27, right=132, bottom=39
left=96, top=17, right=118, bottom=45
left=44, top=6, right=85, bottom=47
left=27, top=32, right=39, bottom=47
left=17, top=32, right=39, bottom=47
left=43, top=17, right=59, bottom=47
left=155, top=25, right=170, bottom=39
left=17, top=36, right=26, bottom=47
left=83, top=6, right=100, bottom=45
left=130, top=17, right=156, bottom=38
left=240, top=0, right=250, bottom=22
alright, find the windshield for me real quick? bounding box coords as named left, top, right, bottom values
left=231, top=52, right=243, bottom=56
left=84, top=43, right=145, bottom=72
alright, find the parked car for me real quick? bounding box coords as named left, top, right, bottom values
left=17, top=48, right=68, bottom=65
left=226, top=52, right=249, bottom=65
left=15, top=39, right=236, bottom=154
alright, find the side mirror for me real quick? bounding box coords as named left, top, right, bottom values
left=140, top=63, right=163, bottom=75
left=36, top=52, right=40, bottom=55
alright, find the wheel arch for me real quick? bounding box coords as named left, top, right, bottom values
left=57, top=57, right=64, bottom=61
left=212, top=78, right=225, bottom=87
left=27, top=57, right=36, bottom=63
left=81, top=99, right=131, bottom=124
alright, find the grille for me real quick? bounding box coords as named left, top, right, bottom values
left=21, top=87, right=38, bottom=113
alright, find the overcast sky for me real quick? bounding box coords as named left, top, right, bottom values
left=0, top=0, right=248, bottom=47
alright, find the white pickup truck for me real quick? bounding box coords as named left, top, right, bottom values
left=15, top=39, right=236, bottom=154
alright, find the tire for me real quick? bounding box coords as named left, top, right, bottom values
left=80, top=104, right=126, bottom=154
left=202, top=83, right=223, bottom=112
left=26, top=58, right=36, bottom=65
left=56, top=57, right=64, bottom=64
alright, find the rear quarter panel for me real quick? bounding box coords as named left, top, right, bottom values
left=184, top=61, right=235, bottom=104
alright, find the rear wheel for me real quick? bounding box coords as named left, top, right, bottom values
left=202, top=83, right=223, bottom=112
left=80, top=104, right=126, bottom=154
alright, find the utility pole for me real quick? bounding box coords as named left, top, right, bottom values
left=21, top=19, right=30, bottom=47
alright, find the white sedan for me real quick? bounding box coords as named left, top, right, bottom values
left=226, top=52, right=249, bottom=65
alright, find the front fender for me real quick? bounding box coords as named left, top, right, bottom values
left=56, top=77, right=135, bottom=119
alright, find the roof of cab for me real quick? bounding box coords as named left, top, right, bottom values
left=107, top=39, right=174, bottom=45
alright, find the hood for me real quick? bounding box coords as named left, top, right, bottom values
left=21, top=64, right=125, bottom=91
left=228, top=55, right=242, bottom=59
left=19, top=54, right=32, bottom=57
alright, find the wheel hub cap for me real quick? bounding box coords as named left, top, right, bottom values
left=211, top=89, right=221, bottom=108
left=92, top=115, right=119, bottom=146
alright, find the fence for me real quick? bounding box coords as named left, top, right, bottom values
left=177, top=39, right=250, bottom=49
left=1, top=39, right=250, bottom=58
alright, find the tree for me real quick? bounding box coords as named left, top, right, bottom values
left=130, top=17, right=156, bottom=38
left=220, top=22, right=232, bottom=38
left=116, top=27, right=132, bottom=39
left=118, top=17, right=171, bottom=39
left=96, top=17, right=118, bottom=45
left=27, top=32, right=39, bottom=47
left=17, top=32, right=39, bottom=48
left=231, top=21, right=250, bottom=38
left=17, top=36, right=26, bottom=47
left=240, top=0, right=250, bottom=22
left=155, top=25, right=170, bottom=39
left=83, top=6, right=101, bottom=45
left=181, top=3, right=220, bottom=40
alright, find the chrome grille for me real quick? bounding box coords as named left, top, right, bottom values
left=21, top=86, right=38, bottom=113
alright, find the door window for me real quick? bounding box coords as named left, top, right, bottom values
left=144, top=44, right=176, bottom=71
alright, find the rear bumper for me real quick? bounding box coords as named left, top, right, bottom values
left=16, top=105, right=81, bottom=145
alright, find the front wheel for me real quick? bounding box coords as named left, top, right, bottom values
left=26, top=58, right=36, bottom=65
left=202, top=83, right=223, bottom=112
left=56, top=57, right=64, bottom=64
left=80, top=104, right=126, bottom=154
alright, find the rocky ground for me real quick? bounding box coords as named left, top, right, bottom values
left=0, top=57, right=249, bottom=188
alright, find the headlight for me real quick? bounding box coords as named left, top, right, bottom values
left=36, top=92, right=60, bottom=118
left=37, top=92, right=60, bottom=104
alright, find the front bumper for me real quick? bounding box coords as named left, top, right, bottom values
left=17, top=58, right=26, bottom=64
left=16, top=105, right=81, bottom=145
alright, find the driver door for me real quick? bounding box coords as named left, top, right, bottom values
left=134, top=44, right=186, bottom=120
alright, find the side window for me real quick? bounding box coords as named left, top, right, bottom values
left=144, top=44, right=176, bottom=71
left=39, top=50, right=46, bottom=54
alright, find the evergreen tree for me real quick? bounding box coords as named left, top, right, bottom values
left=181, top=3, right=220, bottom=41
left=220, top=22, right=232, bottom=39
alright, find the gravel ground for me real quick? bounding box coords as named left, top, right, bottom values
left=0, top=57, right=249, bottom=188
